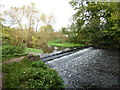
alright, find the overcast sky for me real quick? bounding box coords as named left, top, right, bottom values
left=0, top=0, right=75, bottom=30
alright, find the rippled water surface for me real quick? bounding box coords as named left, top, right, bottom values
left=45, top=47, right=120, bottom=88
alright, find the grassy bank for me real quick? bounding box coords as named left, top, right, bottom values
left=2, top=45, right=43, bottom=55
left=47, top=40, right=86, bottom=47
left=2, top=45, right=64, bottom=88
left=2, top=57, right=64, bottom=88
left=2, top=45, right=43, bottom=62
left=47, top=42, right=86, bottom=47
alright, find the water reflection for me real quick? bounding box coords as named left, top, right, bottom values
left=39, top=44, right=66, bottom=53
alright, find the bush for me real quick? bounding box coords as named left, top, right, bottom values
left=2, top=45, right=25, bottom=57
left=31, top=61, right=47, bottom=68
left=3, top=60, right=64, bottom=88
left=19, top=67, right=64, bottom=88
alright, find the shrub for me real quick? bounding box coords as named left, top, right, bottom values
left=19, top=67, right=64, bottom=88
left=3, top=60, right=64, bottom=88
left=2, top=45, right=25, bottom=57
left=31, top=61, right=47, bottom=68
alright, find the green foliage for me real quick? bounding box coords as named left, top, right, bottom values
left=61, top=27, right=68, bottom=35
left=31, top=61, right=47, bottom=68
left=40, top=25, right=54, bottom=32
left=2, top=26, right=27, bottom=47
left=3, top=58, right=31, bottom=74
left=2, top=24, right=65, bottom=49
left=2, top=45, right=25, bottom=57
left=3, top=59, right=64, bottom=88
left=69, top=1, right=120, bottom=48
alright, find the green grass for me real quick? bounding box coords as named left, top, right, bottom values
left=25, top=48, right=43, bottom=53
left=2, top=45, right=43, bottom=62
left=47, top=39, right=86, bottom=47
left=47, top=42, right=86, bottom=47
left=2, top=57, right=64, bottom=88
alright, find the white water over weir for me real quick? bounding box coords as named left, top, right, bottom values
left=45, top=47, right=120, bottom=88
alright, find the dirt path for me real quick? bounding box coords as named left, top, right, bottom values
left=4, top=56, right=25, bottom=64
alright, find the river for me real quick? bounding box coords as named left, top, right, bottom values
left=39, top=44, right=68, bottom=53
left=44, top=47, right=120, bottom=89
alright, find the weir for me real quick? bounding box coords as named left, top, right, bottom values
left=40, top=46, right=90, bottom=62
left=45, top=47, right=120, bottom=88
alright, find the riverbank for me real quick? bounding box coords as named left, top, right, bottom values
left=25, top=47, right=43, bottom=53
left=90, top=44, right=120, bottom=51
left=2, top=45, right=64, bottom=88
left=47, top=40, right=86, bottom=47
left=2, top=55, right=64, bottom=88
left=2, top=45, right=43, bottom=57
left=47, top=40, right=119, bottom=52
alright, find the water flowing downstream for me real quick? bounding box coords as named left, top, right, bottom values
left=45, top=47, right=120, bottom=88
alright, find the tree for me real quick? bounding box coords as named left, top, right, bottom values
left=40, top=25, right=54, bottom=32
left=2, top=3, right=56, bottom=48
left=3, top=3, right=54, bottom=32
left=69, top=1, right=120, bottom=48
left=61, top=27, right=68, bottom=34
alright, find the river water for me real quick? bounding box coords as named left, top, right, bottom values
left=39, top=44, right=67, bottom=53
left=45, top=47, right=120, bottom=88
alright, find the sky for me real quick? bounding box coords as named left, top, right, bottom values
left=0, top=0, right=75, bottom=30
